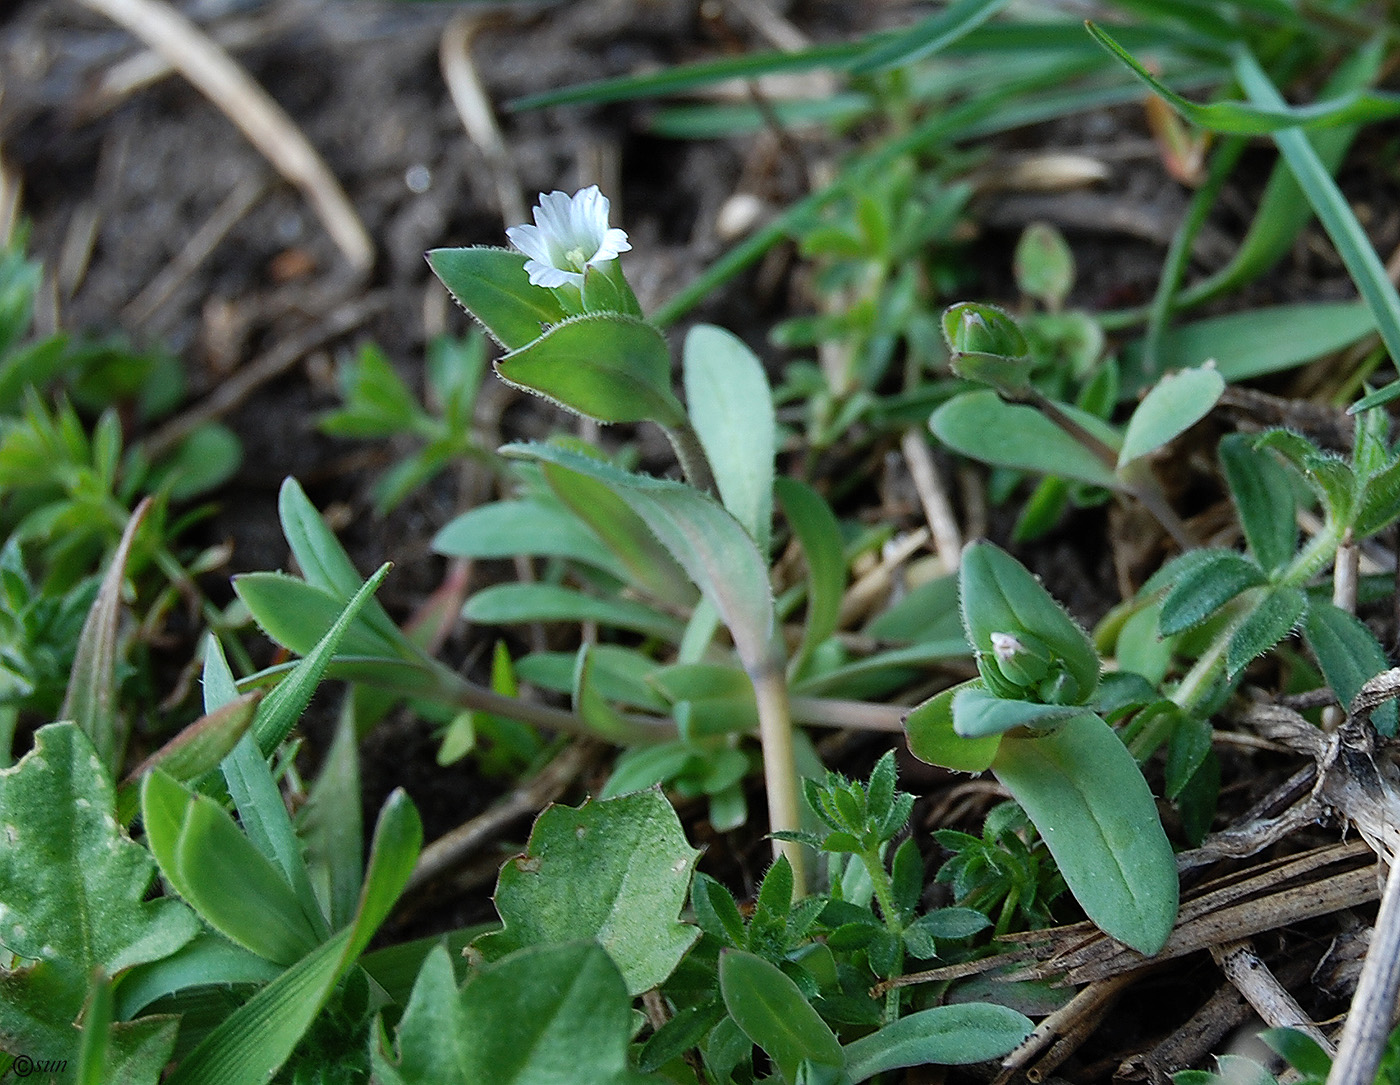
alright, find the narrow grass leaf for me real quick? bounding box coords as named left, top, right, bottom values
left=1088, top=23, right=1400, bottom=133
left=61, top=496, right=152, bottom=773
left=852, top=0, right=1013, bottom=73
left=1231, top=50, right=1400, bottom=411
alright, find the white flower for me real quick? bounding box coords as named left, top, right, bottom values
left=506, top=186, right=631, bottom=290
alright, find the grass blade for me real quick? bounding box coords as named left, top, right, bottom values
left=851, top=0, right=1013, bottom=74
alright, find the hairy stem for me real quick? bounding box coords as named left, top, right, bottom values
left=752, top=652, right=809, bottom=894
left=659, top=420, right=718, bottom=495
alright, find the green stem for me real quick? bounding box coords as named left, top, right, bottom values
left=659, top=420, right=718, bottom=495
left=860, top=844, right=904, bottom=1024
left=752, top=652, right=808, bottom=895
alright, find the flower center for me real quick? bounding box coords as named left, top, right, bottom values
left=563, top=246, right=589, bottom=271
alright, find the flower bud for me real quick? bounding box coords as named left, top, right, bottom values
left=989, top=631, right=1051, bottom=689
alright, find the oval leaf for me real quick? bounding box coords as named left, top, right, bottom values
left=992, top=713, right=1178, bottom=954
left=1118, top=365, right=1224, bottom=467
left=427, top=246, right=567, bottom=351
left=842, top=1003, right=1033, bottom=1080
left=1159, top=550, right=1266, bottom=636
left=719, top=949, right=843, bottom=1079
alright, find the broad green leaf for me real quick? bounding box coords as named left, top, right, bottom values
left=1159, top=550, right=1266, bottom=636
left=776, top=477, right=847, bottom=681
left=851, top=0, right=1012, bottom=72
left=1121, top=303, right=1374, bottom=393
left=600, top=742, right=700, bottom=800
left=951, top=685, right=1084, bottom=738
left=1218, top=433, right=1297, bottom=574
left=496, top=313, right=686, bottom=426
left=1226, top=586, right=1307, bottom=678
left=904, top=683, right=1001, bottom=773
left=842, top=1004, right=1033, bottom=1080
left=930, top=390, right=1120, bottom=490
left=167, top=790, right=419, bottom=1085
left=1303, top=602, right=1397, bottom=736
left=0, top=724, right=197, bottom=1059
left=1259, top=1028, right=1333, bottom=1079
left=463, top=582, right=685, bottom=642
left=540, top=456, right=698, bottom=607
left=431, top=498, right=630, bottom=581
left=959, top=541, right=1099, bottom=702
left=1088, top=23, right=1400, bottom=134
left=719, top=949, right=843, bottom=1081
left=683, top=324, right=776, bottom=552
left=1231, top=51, right=1400, bottom=414
left=508, top=443, right=776, bottom=671
left=863, top=573, right=962, bottom=644
left=234, top=573, right=399, bottom=660
left=427, top=246, right=568, bottom=351
left=992, top=713, right=1178, bottom=954
left=1117, top=364, right=1223, bottom=467
left=375, top=942, right=657, bottom=1085
left=61, top=496, right=151, bottom=773
left=474, top=790, right=700, bottom=995
left=141, top=770, right=321, bottom=965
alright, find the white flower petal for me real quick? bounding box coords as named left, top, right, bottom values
left=506, top=224, right=551, bottom=265
left=523, top=259, right=583, bottom=289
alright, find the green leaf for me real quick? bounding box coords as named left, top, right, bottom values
left=1123, top=302, right=1374, bottom=393
left=1303, top=602, right=1396, bottom=736
left=683, top=324, right=776, bottom=553
left=775, top=477, right=845, bottom=679
left=166, top=790, right=419, bottom=1085
left=508, top=443, right=776, bottom=671
left=1259, top=1027, right=1333, bottom=1078
left=1230, top=51, right=1400, bottom=414
left=1088, top=23, right=1400, bottom=134
left=141, top=770, right=321, bottom=965
left=573, top=643, right=635, bottom=741
left=540, top=455, right=698, bottom=607
left=1014, top=222, right=1074, bottom=311
left=951, top=685, right=1085, bottom=738
left=842, top=1004, right=1033, bottom=1080
left=248, top=563, right=395, bottom=756
left=427, top=246, right=568, bottom=351
left=851, top=0, right=1012, bottom=73
left=375, top=942, right=657, bottom=1085
left=463, top=582, right=685, bottom=643
left=0, top=724, right=197, bottom=1044
left=61, top=497, right=151, bottom=773
left=1218, top=433, right=1297, bottom=575
left=719, top=949, right=843, bottom=1081
left=234, top=573, right=401, bottom=659
left=158, top=422, right=243, bottom=501
left=1117, top=365, right=1223, bottom=467
left=904, top=683, right=1001, bottom=773
left=299, top=704, right=363, bottom=930
left=959, top=541, right=1099, bottom=703
left=474, top=789, right=700, bottom=995
left=931, top=390, right=1120, bottom=490
left=1159, top=550, right=1266, bottom=636
left=496, top=313, right=686, bottom=426
left=992, top=713, right=1178, bottom=954
left=1226, top=586, right=1307, bottom=678
left=431, top=498, right=630, bottom=581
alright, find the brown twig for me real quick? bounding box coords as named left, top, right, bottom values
left=1328, top=852, right=1400, bottom=1085
left=75, top=0, right=373, bottom=271
left=1211, top=939, right=1335, bottom=1056
left=899, top=429, right=963, bottom=573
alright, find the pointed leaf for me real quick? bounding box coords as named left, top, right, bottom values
left=427, top=246, right=568, bottom=351
left=497, top=312, right=685, bottom=425
left=1219, top=433, right=1297, bottom=574
left=1118, top=365, right=1223, bottom=467
left=776, top=477, right=846, bottom=680
left=951, top=685, right=1084, bottom=738
left=475, top=789, right=701, bottom=995
left=431, top=498, right=630, bottom=581
left=992, top=713, right=1178, bottom=954
left=1159, top=551, right=1266, bottom=636
left=719, top=949, right=843, bottom=1080
left=1226, top=586, right=1307, bottom=678
left=1303, top=602, right=1397, bottom=736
